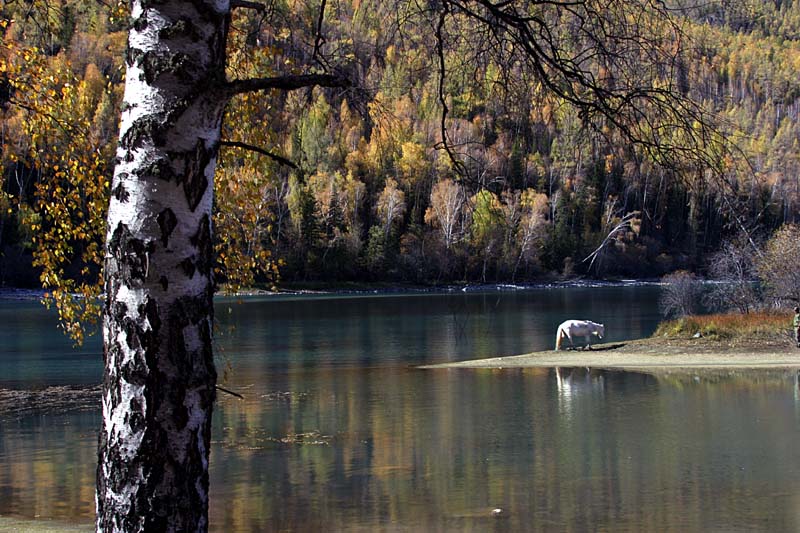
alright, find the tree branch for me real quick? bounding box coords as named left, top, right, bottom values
left=434, top=3, right=467, bottom=178
left=230, top=0, right=268, bottom=11
left=223, top=73, right=350, bottom=98
left=219, top=140, right=298, bottom=169
left=582, top=211, right=640, bottom=272
left=313, top=0, right=329, bottom=68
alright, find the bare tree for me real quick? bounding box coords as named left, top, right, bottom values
left=704, top=237, right=760, bottom=314
left=513, top=189, right=548, bottom=279
left=660, top=270, right=701, bottom=318
left=756, top=224, right=800, bottom=308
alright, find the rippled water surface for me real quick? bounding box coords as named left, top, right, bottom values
left=2, top=286, right=800, bottom=531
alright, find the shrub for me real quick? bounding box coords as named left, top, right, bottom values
left=660, top=270, right=701, bottom=318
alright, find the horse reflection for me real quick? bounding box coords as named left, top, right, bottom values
left=554, top=367, right=606, bottom=416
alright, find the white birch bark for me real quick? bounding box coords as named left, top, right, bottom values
left=95, top=1, right=349, bottom=529
left=97, top=0, right=229, bottom=531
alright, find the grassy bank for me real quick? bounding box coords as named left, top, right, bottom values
left=654, top=311, right=793, bottom=341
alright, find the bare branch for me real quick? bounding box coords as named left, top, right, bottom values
left=219, top=140, right=298, bottom=169
left=434, top=3, right=467, bottom=177
left=582, top=211, right=640, bottom=272
left=230, top=0, right=268, bottom=11
left=313, top=0, right=329, bottom=68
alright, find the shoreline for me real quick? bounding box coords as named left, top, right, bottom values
left=0, top=279, right=664, bottom=302
left=419, top=337, right=800, bottom=374
left=0, top=517, right=91, bottom=532
left=217, top=278, right=663, bottom=297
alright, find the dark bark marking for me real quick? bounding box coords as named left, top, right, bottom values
left=159, top=17, right=202, bottom=41
left=190, top=214, right=212, bottom=276
left=159, top=275, right=169, bottom=290
left=108, top=222, right=155, bottom=285
left=125, top=47, right=144, bottom=69
left=105, top=342, right=124, bottom=407
left=132, top=14, right=149, bottom=32
left=119, top=297, right=160, bottom=353
left=140, top=50, right=193, bottom=85
left=113, top=182, right=130, bottom=203
left=121, top=355, right=148, bottom=386
left=128, top=397, right=146, bottom=433
left=139, top=157, right=177, bottom=181
left=180, top=257, right=196, bottom=278
left=157, top=208, right=178, bottom=247
left=120, top=115, right=169, bottom=150
left=179, top=139, right=213, bottom=211
left=167, top=291, right=216, bottom=388
left=112, top=301, right=129, bottom=326
left=140, top=297, right=162, bottom=344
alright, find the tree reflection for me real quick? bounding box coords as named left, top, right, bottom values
left=2, top=367, right=800, bottom=531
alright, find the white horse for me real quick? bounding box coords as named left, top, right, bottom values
left=555, top=320, right=605, bottom=350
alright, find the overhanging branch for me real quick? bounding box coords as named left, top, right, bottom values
left=231, top=0, right=268, bottom=11
left=219, top=140, right=298, bottom=169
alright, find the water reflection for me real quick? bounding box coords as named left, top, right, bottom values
left=201, top=368, right=800, bottom=532
left=2, top=290, right=800, bottom=531
left=2, top=369, right=800, bottom=531
left=554, top=367, right=607, bottom=418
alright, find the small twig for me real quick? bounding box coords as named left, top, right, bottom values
left=216, top=385, right=244, bottom=400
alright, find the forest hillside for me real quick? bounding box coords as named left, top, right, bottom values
left=2, top=0, right=800, bottom=290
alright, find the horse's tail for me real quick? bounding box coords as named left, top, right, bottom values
left=555, top=326, right=563, bottom=350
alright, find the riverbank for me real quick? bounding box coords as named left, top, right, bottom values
left=218, top=278, right=662, bottom=297
left=420, top=335, right=800, bottom=373
left=0, top=517, right=91, bottom=532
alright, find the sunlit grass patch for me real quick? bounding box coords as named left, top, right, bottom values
left=655, top=311, right=792, bottom=340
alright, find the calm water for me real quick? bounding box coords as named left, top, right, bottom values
left=2, top=286, right=800, bottom=531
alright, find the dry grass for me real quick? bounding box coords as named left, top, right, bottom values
left=655, top=311, right=793, bottom=341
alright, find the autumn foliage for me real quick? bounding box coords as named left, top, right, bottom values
left=3, top=1, right=800, bottom=341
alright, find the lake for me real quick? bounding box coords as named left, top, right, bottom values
left=2, top=285, right=800, bottom=531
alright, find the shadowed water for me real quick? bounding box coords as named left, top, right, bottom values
left=2, top=286, right=800, bottom=531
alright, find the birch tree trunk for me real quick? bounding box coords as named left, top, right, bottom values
left=96, top=0, right=229, bottom=530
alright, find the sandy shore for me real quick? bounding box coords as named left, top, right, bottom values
left=0, top=517, right=91, bottom=532
left=420, top=337, right=800, bottom=373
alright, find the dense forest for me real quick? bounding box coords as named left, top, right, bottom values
left=2, top=0, right=800, bottom=293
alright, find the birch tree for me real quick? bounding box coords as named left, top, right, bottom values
left=376, top=178, right=406, bottom=238
left=425, top=178, right=465, bottom=249
left=96, top=0, right=347, bottom=530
